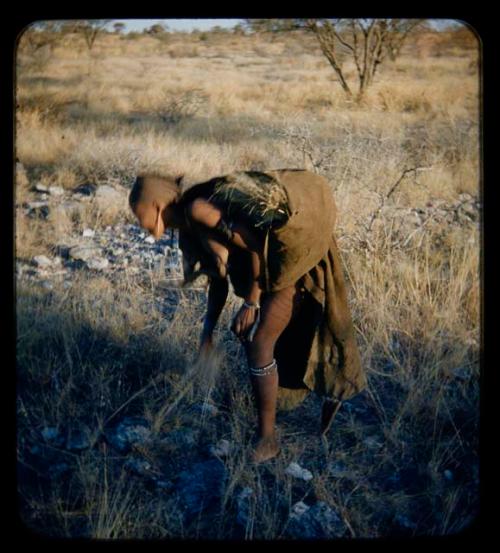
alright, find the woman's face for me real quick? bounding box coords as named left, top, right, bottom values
left=133, top=201, right=165, bottom=239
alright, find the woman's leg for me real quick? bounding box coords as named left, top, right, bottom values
left=244, top=283, right=303, bottom=462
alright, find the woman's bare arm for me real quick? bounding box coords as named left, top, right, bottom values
left=187, top=198, right=264, bottom=306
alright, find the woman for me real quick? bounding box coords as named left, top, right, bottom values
left=129, top=170, right=366, bottom=463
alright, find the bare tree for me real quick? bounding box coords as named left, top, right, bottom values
left=305, top=19, right=425, bottom=102
left=245, top=18, right=425, bottom=102
left=71, top=19, right=111, bottom=52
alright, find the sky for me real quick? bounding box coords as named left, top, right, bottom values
left=113, top=19, right=244, bottom=33
left=110, top=18, right=462, bottom=33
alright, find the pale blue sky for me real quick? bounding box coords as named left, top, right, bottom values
left=110, top=18, right=462, bottom=33
left=113, top=19, right=244, bottom=32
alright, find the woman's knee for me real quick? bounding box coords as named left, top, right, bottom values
left=245, top=335, right=275, bottom=367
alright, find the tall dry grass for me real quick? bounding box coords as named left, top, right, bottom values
left=16, top=24, right=480, bottom=538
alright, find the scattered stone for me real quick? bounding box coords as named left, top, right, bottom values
left=41, top=280, right=54, bottom=291
left=125, top=457, right=154, bottom=478
left=105, top=417, right=152, bottom=453
left=161, top=427, right=197, bottom=448
left=48, top=186, right=65, bottom=196
left=34, top=183, right=50, bottom=193
left=144, top=236, right=156, bottom=244
left=450, top=366, right=472, bottom=381
left=68, top=245, right=103, bottom=262
left=329, top=461, right=352, bottom=479
left=66, top=427, right=91, bottom=452
left=155, top=479, right=174, bottom=491
left=41, top=426, right=65, bottom=448
left=209, top=439, right=233, bottom=458
left=82, top=228, right=95, bottom=238
left=285, top=462, right=313, bottom=481
left=73, top=183, right=97, bottom=197
left=236, top=487, right=254, bottom=528
left=175, top=459, right=228, bottom=521
left=192, top=402, right=219, bottom=417
left=286, top=501, right=346, bottom=539
left=393, top=514, right=418, bottom=530
left=25, top=201, right=50, bottom=218
left=85, top=258, right=110, bottom=271
left=33, top=255, right=53, bottom=268
left=48, top=462, right=71, bottom=480
left=363, top=436, right=383, bottom=450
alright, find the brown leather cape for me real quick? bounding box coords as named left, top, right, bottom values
left=178, top=170, right=367, bottom=410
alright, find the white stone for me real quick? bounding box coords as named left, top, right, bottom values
left=86, top=258, right=109, bottom=271
left=144, top=235, right=156, bottom=244
left=82, top=228, right=95, bottom=238
left=209, top=439, right=232, bottom=457
left=69, top=245, right=103, bottom=262
left=285, top=462, right=313, bottom=481
left=363, top=436, right=383, bottom=449
left=33, top=255, right=52, bottom=268
left=34, top=183, right=50, bottom=193
left=48, top=186, right=65, bottom=196
left=290, top=501, right=310, bottom=517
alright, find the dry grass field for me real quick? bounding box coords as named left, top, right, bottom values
left=15, top=22, right=480, bottom=539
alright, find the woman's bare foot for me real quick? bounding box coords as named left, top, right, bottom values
left=251, top=435, right=280, bottom=463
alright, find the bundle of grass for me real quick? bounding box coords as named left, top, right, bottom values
left=209, top=171, right=291, bottom=229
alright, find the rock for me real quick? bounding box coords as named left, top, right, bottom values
left=209, top=439, right=233, bottom=458
left=444, top=469, right=454, bottom=481
left=73, top=183, right=97, bottom=197
left=449, top=366, right=471, bottom=381
left=236, top=487, right=254, bottom=528
left=363, top=436, right=383, bottom=450
left=94, top=186, right=126, bottom=213
left=161, top=428, right=197, bottom=448
left=41, top=280, right=54, bottom=291
left=286, top=501, right=346, bottom=539
left=41, top=426, right=65, bottom=448
left=33, top=255, right=53, bottom=268
left=85, top=258, right=109, bottom=271
left=393, top=514, right=418, bottom=530
left=124, top=457, right=154, bottom=478
left=155, top=479, right=174, bottom=491
left=26, top=201, right=50, bottom=218
left=48, top=186, right=65, bottom=196
left=65, top=427, right=91, bottom=451
left=285, top=462, right=313, bottom=481
left=175, top=459, right=228, bottom=521
left=192, top=402, right=219, bottom=417
left=329, top=461, right=352, bottom=479
left=144, top=236, right=156, bottom=244
left=34, top=183, right=50, bottom=193
left=82, top=228, right=95, bottom=238
left=105, top=417, right=151, bottom=453
left=48, top=462, right=71, bottom=480
left=68, top=245, right=103, bottom=262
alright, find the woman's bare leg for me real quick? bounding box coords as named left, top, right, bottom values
left=244, top=283, right=302, bottom=462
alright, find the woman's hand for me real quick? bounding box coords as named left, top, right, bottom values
left=231, top=304, right=258, bottom=341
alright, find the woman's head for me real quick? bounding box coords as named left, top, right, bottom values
left=129, top=174, right=184, bottom=237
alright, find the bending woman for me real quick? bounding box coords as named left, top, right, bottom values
left=129, top=170, right=366, bottom=463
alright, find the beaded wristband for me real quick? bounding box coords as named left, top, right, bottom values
left=243, top=301, right=260, bottom=310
